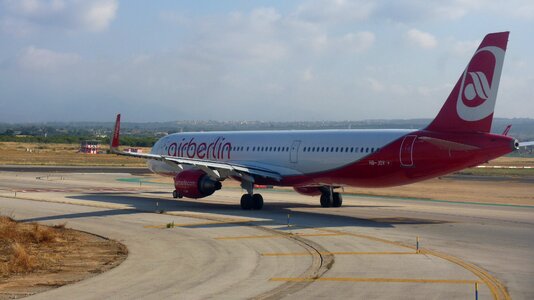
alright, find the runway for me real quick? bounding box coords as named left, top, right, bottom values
left=0, top=171, right=532, bottom=299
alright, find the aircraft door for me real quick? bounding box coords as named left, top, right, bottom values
left=290, top=140, right=301, bottom=163
left=400, top=135, right=417, bottom=167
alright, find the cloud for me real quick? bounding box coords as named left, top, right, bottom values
left=1, top=0, right=118, bottom=34
left=406, top=28, right=437, bottom=49
left=17, top=46, right=80, bottom=70
left=338, top=31, right=375, bottom=53
left=296, top=0, right=375, bottom=23
left=376, top=0, right=534, bottom=22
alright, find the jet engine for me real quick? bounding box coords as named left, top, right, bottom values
left=173, top=170, right=222, bottom=199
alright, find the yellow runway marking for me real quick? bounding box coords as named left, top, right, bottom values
left=419, top=249, right=511, bottom=300
left=311, top=228, right=511, bottom=300
left=270, top=277, right=482, bottom=284
left=214, top=232, right=346, bottom=240
left=262, top=251, right=416, bottom=256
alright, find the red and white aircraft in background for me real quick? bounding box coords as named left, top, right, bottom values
left=111, top=31, right=531, bottom=210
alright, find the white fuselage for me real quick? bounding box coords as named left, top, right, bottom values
left=147, top=129, right=413, bottom=176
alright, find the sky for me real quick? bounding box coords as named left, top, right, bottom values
left=0, top=0, right=533, bottom=123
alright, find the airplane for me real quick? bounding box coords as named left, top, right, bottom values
left=110, top=31, right=532, bottom=210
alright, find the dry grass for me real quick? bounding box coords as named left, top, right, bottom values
left=0, top=142, right=149, bottom=166
left=0, top=216, right=61, bottom=277
left=0, top=216, right=127, bottom=297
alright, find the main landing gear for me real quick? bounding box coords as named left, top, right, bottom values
left=239, top=178, right=263, bottom=210
left=319, top=188, right=343, bottom=208
left=240, top=193, right=264, bottom=210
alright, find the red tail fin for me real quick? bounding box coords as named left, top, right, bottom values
left=426, top=32, right=509, bottom=133
left=111, top=114, right=121, bottom=149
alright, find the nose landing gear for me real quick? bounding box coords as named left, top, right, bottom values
left=240, top=193, right=264, bottom=210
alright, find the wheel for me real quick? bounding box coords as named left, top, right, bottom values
left=252, top=194, right=264, bottom=210
left=332, top=192, right=343, bottom=207
left=172, top=190, right=179, bottom=199
left=320, top=193, right=332, bottom=207
left=240, top=194, right=252, bottom=210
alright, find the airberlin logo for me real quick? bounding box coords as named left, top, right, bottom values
left=167, top=137, right=231, bottom=160
left=456, top=46, right=505, bottom=122
left=464, top=72, right=491, bottom=100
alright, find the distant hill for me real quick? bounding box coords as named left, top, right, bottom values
left=1, top=118, right=533, bottom=142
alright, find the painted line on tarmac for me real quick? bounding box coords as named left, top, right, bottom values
left=312, top=228, right=510, bottom=300
left=262, top=251, right=416, bottom=256
left=270, top=277, right=481, bottom=284
left=215, top=232, right=346, bottom=240
left=419, top=249, right=511, bottom=300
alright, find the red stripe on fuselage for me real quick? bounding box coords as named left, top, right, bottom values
left=251, top=131, right=514, bottom=188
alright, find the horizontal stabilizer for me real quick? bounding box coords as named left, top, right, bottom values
left=419, top=136, right=479, bottom=151
left=519, top=141, right=534, bottom=147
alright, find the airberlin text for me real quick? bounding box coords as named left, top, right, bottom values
left=167, top=137, right=231, bottom=160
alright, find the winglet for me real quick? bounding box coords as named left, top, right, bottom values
left=502, top=124, right=512, bottom=136
left=111, top=114, right=121, bottom=151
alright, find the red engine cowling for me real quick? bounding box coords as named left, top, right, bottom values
left=174, top=170, right=222, bottom=199
left=293, top=186, right=322, bottom=196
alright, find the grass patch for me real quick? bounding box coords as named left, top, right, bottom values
left=0, top=142, right=150, bottom=166
left=457, top=168, right=534, bottom=177
left=0, top=216, right=63, bottom=277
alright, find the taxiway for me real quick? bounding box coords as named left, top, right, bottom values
left=0, top=170, right=532, bottom=299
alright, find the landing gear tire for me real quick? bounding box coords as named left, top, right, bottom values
left=332, top=192, right=343, bottom=207
left=172, top=190, right=181, bottom=199
left=240, top=194, right=252, bottom=210
left=252, top=194, right=263, bottom=210
left=320, top=193, right=332, bottom=207
left=241, top=194, right=264, bottom=210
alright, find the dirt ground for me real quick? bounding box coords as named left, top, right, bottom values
left=0, top=142, right=148, bottom=167
left=0, top=218, right=127, bottom=299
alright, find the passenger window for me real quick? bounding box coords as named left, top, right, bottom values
left=340, top=147, right=344, bottom=152
left=366, top=147, right=369, bottom=152
left=247, top=147, right=250, bottom=151
left=345, top=147, right=349, bottom=152
left=335, top=147, right=339, bottom=152
left=350, top=147, right=354, bottom=152
left=321, top=147, right=324, bottom=152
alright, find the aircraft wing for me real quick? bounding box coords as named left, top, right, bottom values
left=519, top=141, right=534, bottom=147
left=110, top=114, right=282, bottom=181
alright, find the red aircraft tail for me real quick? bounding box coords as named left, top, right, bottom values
left=111, top=113, right=121, bottom=150
left=426, top=32, right=509, bottom=133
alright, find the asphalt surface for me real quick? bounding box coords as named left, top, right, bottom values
left=0, top=171, right=532, bottom=299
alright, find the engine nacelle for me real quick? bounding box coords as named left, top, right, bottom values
left=293, top=186, right=322, bottom=196
left=174, top=170, right=222, bottom=199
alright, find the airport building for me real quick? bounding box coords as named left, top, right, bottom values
left=80, top=140, right=100, bottom=154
